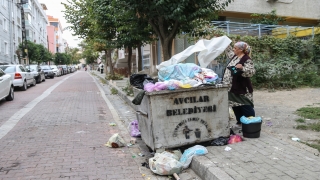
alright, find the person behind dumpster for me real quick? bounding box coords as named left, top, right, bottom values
left=223, top=41, right=256, bottom=129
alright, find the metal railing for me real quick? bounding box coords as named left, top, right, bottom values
left=210, top=21, right=318, bottom=39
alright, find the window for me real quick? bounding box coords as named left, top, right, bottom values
left=4, top=41, right=8, bottom=55
left=3, top=18, right=8, bottom=31
left=19, top=66, right=26, bottom=72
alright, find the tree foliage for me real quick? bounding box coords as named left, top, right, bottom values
left=123, top=0, right=233, bottom=61
left=250, top=10, right=286, bottom=25
left=18, top=41, right=52, bottom=64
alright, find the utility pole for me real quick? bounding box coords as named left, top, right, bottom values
left=18, top=0, right=29, bottom=65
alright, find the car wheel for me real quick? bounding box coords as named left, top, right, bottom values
left=31, top=78, right=36, bottom=86
left=5, top=86, right=14, bottom=101
left=21, top=81, right=27, bottom=91
left=51, top=75, right=54, bottom=79
left=37, top=76, right=41, bottom=83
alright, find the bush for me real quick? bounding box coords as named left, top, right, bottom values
left=106, top=73, right=124, bottom=80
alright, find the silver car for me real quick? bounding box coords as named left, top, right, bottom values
left=0, top=65, right=36, bottom=91
left=0, top=68, right=14, bottom=101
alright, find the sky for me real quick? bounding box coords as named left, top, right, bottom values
left=39, top=0, right=81, bottom=48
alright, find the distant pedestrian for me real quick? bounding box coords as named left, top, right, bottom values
left=100, top=64, right=104, bottom=74
left=223, top=41, right=256, bottom=130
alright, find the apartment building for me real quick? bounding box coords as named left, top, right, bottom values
left=0, top=0, right=23, bottom=64
left=47, top=15, right=64, bottom=53
left=23, top=0, right=48, bottom=48
left=0, top=0, right=48, bottom=64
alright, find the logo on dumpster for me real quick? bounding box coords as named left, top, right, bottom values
left=172, top=117, right=211, bottom=139
left=167, top=95, right=216, bottom=116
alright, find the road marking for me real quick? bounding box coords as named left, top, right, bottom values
left=0, top=73, right=77, bottom=140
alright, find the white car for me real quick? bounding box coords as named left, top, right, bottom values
left=50, top=65, right=61, bottom=77
left=0, top=68, right=14, bottom=101
left=0, top=65, right=36, bottom=91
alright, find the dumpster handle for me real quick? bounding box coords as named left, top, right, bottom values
left=136, top=110, right=148, bottom=117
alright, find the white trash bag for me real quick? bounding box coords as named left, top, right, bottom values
left=149, top=151, right=183, bottom=175
left=105, top=133, right=126, bottom=148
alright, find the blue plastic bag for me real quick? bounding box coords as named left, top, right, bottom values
left=179, top=145, right=208, bottom=169
left=240, top=116, right=262, bottom=124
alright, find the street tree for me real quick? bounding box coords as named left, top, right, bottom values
left=123, top=0, right=233, bottom=61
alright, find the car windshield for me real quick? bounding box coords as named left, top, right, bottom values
left=41, top=66, right=51, bottom=70
left=51, top=65, right=57, bottom=69
left=0, top=66, right=15, bottom=73
left=27, top=65, right=38, bottom=71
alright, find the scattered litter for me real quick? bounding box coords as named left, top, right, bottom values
left=109, top=122, right=116, bottom=126
left=211, top=137, right=229, bottom=146
left=105, top=133, right=126, bottom=148
left=141, top=162, right=149, bottom=169
left=306, top=119, right=311, bottom=121
left=149, top=151, right=183, bottom=175
left=132, top=153, right=137, bottom=158
left=266, top=121, right=272, bottom=127
left=127, top=143, right=133, bottom=147
left=228, top=135, right=242, bottom=144
left=142, top=174, right=146, bottom=177
left=76, top=131, right=86, bottom=134
left=130, top=138, right=136, bottom=145
left=173, top=173, right=181, bottom=180
left=138, top=153, right=145, bottom=157
left=130, top=120, right=141, bottom=137
left=180, top=145, right=208, bottom=169
left=225, top=146, right=232, bottom=151
left=292, top=138, right=300, bottom=142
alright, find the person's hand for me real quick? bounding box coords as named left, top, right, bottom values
left=235, top=64, right=243, bottom=70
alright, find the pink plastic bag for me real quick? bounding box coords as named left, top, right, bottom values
left=144, top=83, right=155, bottom=92
left=130, top=120, right=141, bottom=137
left=228, top=135, right=242, bottom=144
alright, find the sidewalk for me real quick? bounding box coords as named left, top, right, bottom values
left=92, top=70, right=320, bottom=180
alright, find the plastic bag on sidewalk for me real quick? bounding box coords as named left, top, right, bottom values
left=179, top=145, right=208, bottom=169
left=105, top=133, right=126, bottom=148
left=228, top=135, right=242, bottom=144
left=211, top=137, right=229, bottom=146
left=149, top=151, right=183, bottom=175
left=130, top=120, right=141, bottom=137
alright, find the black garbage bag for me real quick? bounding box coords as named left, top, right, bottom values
left=132, top=90, right=146, bottom=105
left=211, top=137, right=229, bottom=146
left=130, top=74, right=155, bottom=89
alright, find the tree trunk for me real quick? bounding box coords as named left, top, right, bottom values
left=137, top=45, right=142, bottom=71
left=128, top=46, right=132, bottom=75
left=106, top=49, right=114, bottom=76
left=160, top=37, right=173, bottom=62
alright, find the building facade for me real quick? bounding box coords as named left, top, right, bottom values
left=0, top=0, right=23, bottom=64
left=0, top=0, right=49, bottom=65
left=47, top=15, right=64, bottom=53
left=23, top=0, right=48, bottom=50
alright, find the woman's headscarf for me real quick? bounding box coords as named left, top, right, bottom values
left=234, top=41, right=251, bottom=56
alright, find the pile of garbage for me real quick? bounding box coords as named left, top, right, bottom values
left=130, top=63, right=219, bottom=93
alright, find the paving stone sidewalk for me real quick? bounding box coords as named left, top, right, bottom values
left=93, top=70, right=320, bottom=180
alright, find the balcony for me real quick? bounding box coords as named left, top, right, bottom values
left=23, top=4, right=32, bottom=12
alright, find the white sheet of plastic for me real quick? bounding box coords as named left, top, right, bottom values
left=156, top=36, right=232, bottom=69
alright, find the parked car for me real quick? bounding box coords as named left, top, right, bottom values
left=60, top=65, right=68, bottom=75
left=0, top=65, right=36, bottom=91
left=40, top=65, right=55, bottom=79
left=0, top=68, right=14, bottom=101
left=25, top=64, right=45, bottom=83
left=50, top=65, right=61, bottom=77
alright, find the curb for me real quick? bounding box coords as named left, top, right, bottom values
left=191, top=156, right=233, bottom=180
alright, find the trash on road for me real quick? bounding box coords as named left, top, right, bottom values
left=105, top=133, right=126, bottom=148
left=130, top=120, right=141, bottom=137
left=225, top=146, right=232, bottom=151
left=292, top=137, right=300, bottom=142
left=109, top=122, right=116, bottom=126
left=149, top=151, right=183, bottom=175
